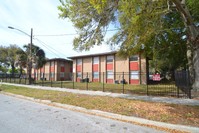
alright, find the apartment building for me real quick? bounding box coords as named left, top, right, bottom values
left=69, top=51, right=147, bottom=84
left=31, top=58, right=72, bottom=81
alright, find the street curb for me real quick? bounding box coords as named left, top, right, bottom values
left=1, top=92, right=199, bottom=133
left=2, top=83, right=199, bottom=106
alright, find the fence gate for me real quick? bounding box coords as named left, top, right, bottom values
left=175, top=70, right=191, bottom=98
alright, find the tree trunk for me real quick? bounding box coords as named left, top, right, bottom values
left=19, top=66, right=23, bottom=78
left=172, top=0, right=199, bottom=91
left=27, top=59, right=32, bottom=85
left=192, top=40, right=199, bottom=91
left=11, top=64, right=15, bottom=78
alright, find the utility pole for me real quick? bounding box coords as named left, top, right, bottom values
left=28, top=28, right=33, bottom=84
left=8, top=26, right=33, bottom=85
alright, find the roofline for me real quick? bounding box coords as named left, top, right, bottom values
left=47, top=58, right=72, bottom=62
left=68, top=51, right=117, bottom=59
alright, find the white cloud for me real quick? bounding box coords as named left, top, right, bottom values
left=0, top=0, right=113, bottom=59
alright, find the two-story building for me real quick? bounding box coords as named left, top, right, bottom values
left=69, top=51, right=147, bottom=84
left=31, top=58, right=72, bottom=81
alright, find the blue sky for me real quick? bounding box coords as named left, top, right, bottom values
left=0, top=0, right=113, bottom=59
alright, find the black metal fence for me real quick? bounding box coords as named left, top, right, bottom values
left=0, top=71, right=191, bottom=98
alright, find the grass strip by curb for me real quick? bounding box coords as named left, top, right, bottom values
left=0, top=84, right=199, bottom=131
left=1, top=91, right=193, bottom=133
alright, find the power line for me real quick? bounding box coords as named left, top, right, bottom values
left=34, top=28, right=120, bottom=37
left=34, top=33, right=76, bottom=37
left=34, top=38, right=68, bottom=58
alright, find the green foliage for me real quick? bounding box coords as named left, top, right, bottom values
left=0, top=44, right=21, bottom=74
left=58, top=0, right=198, bottom=72
left=23, top=44, right=46, bottom=69
left=58, top=0, right=117, bottom=51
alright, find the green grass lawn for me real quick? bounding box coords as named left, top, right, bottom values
left=0, top=84, right=198, bottom=128
left=1, top=78, right=185, bottom=97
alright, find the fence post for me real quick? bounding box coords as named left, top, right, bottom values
left=61, top=80, right=63, bottom=88
left=122, top=72, right=124, bottom=94
left=177, top=87, right=179, bottom=98
left=42, top=78, right=44, bottom=86
left=86, top=72, right=88, bottom=90
left=51, top=79, right=52, bottom=87
left=146, top=79, right=149, bottom=96
left=73, top=73, right=75, bottom=89
left=188, top=87, right=191, bottom=99
left=103, top=72, right=105, bottom=92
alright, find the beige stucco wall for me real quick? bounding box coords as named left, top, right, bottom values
left=140, top=57, right=147, bottom=84
left=73, top=59, right=77, bottom=81
left=82, top=57, right=92, bottom=79
left=115, top=55, right=130, bottom=83
left=99, top=55, right=106, bottom=82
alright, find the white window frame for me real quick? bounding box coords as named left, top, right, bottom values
left=129, top=55, right=139, bottom=62
left=93, top=72, right=99, bottom=79
left=51, top=61, right=54, bottom=66
left=60, top=72, right=64, bottom=78
left=106, top=55, right=114, bottom=63
left=77, top=59, right=82, bottom=65
left=130, top=71, right=139, bottom=79
left=50, top=73, right=54, bottom=78
left=60, top=62, right=64, bottom=66
left=107, top=71, right=113, bottom=79
left=93, top=57, right=99, bottom=64
left=77, top=72, right=82, bottom=78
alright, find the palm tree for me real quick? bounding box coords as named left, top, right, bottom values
left=15, top=48, right=27, bottom=77
left=18, top=44, right=46, bottom=84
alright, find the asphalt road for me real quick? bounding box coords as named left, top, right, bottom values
left=0, top=94, right=165, bottom=133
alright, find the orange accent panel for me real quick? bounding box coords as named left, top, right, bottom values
left=50, top=67, right=54, bottom=72
left=93, top=64, right=98, bottom=72
left=130, top=62, right=139, bottom=70
left=76, top=65, right=82, bottom=72
left=41, top=68, right=44, bottom=72
left=106, top=63, right=113, bottom=70
left=130, top=79, right=139, bottom=84
left=77, top=78, right=81, bottom=82
left=61, top=67, right=65, bottom=72
left=93, top=79, right=99, bottom=82
left=106, top=79, right=113, bottom=83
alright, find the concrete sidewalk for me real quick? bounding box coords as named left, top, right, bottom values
left=2, top=82, right=199, bottom=106
left=1, top=82, right=199, bottom=132
left=1, top=91, right=199, bottom=133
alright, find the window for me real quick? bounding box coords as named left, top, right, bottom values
left=61, top=66, right=65, bottom=72
left=77, top=72, right=82, bottom=78
left=93, top=57, right=99, bottom=64
left=50, top=73, right=54, bottom=78
left=107, top=71, right=113, bottom=79
left=93, top=72, right=99, bottom=79
left=51, top=61, right=54, bottom=66
left=106, top=55, right=113, bottom=63
left=40, top=73, right=45, bottom=79
left=60, top=72, right=64, bottom=78
left=130, top=71, right=139, bottom=79
left=129, top=55, right=138, bottom=61
left=60, top=62, right=64, bottom=66
left=77, top=59, right=82, bottom=65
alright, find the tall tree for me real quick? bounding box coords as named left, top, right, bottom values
left=58, top=0, right=199, bottom=91
left=0, top=44, right=21, bottom=76
left=23, top=44, right=46, bottom=84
